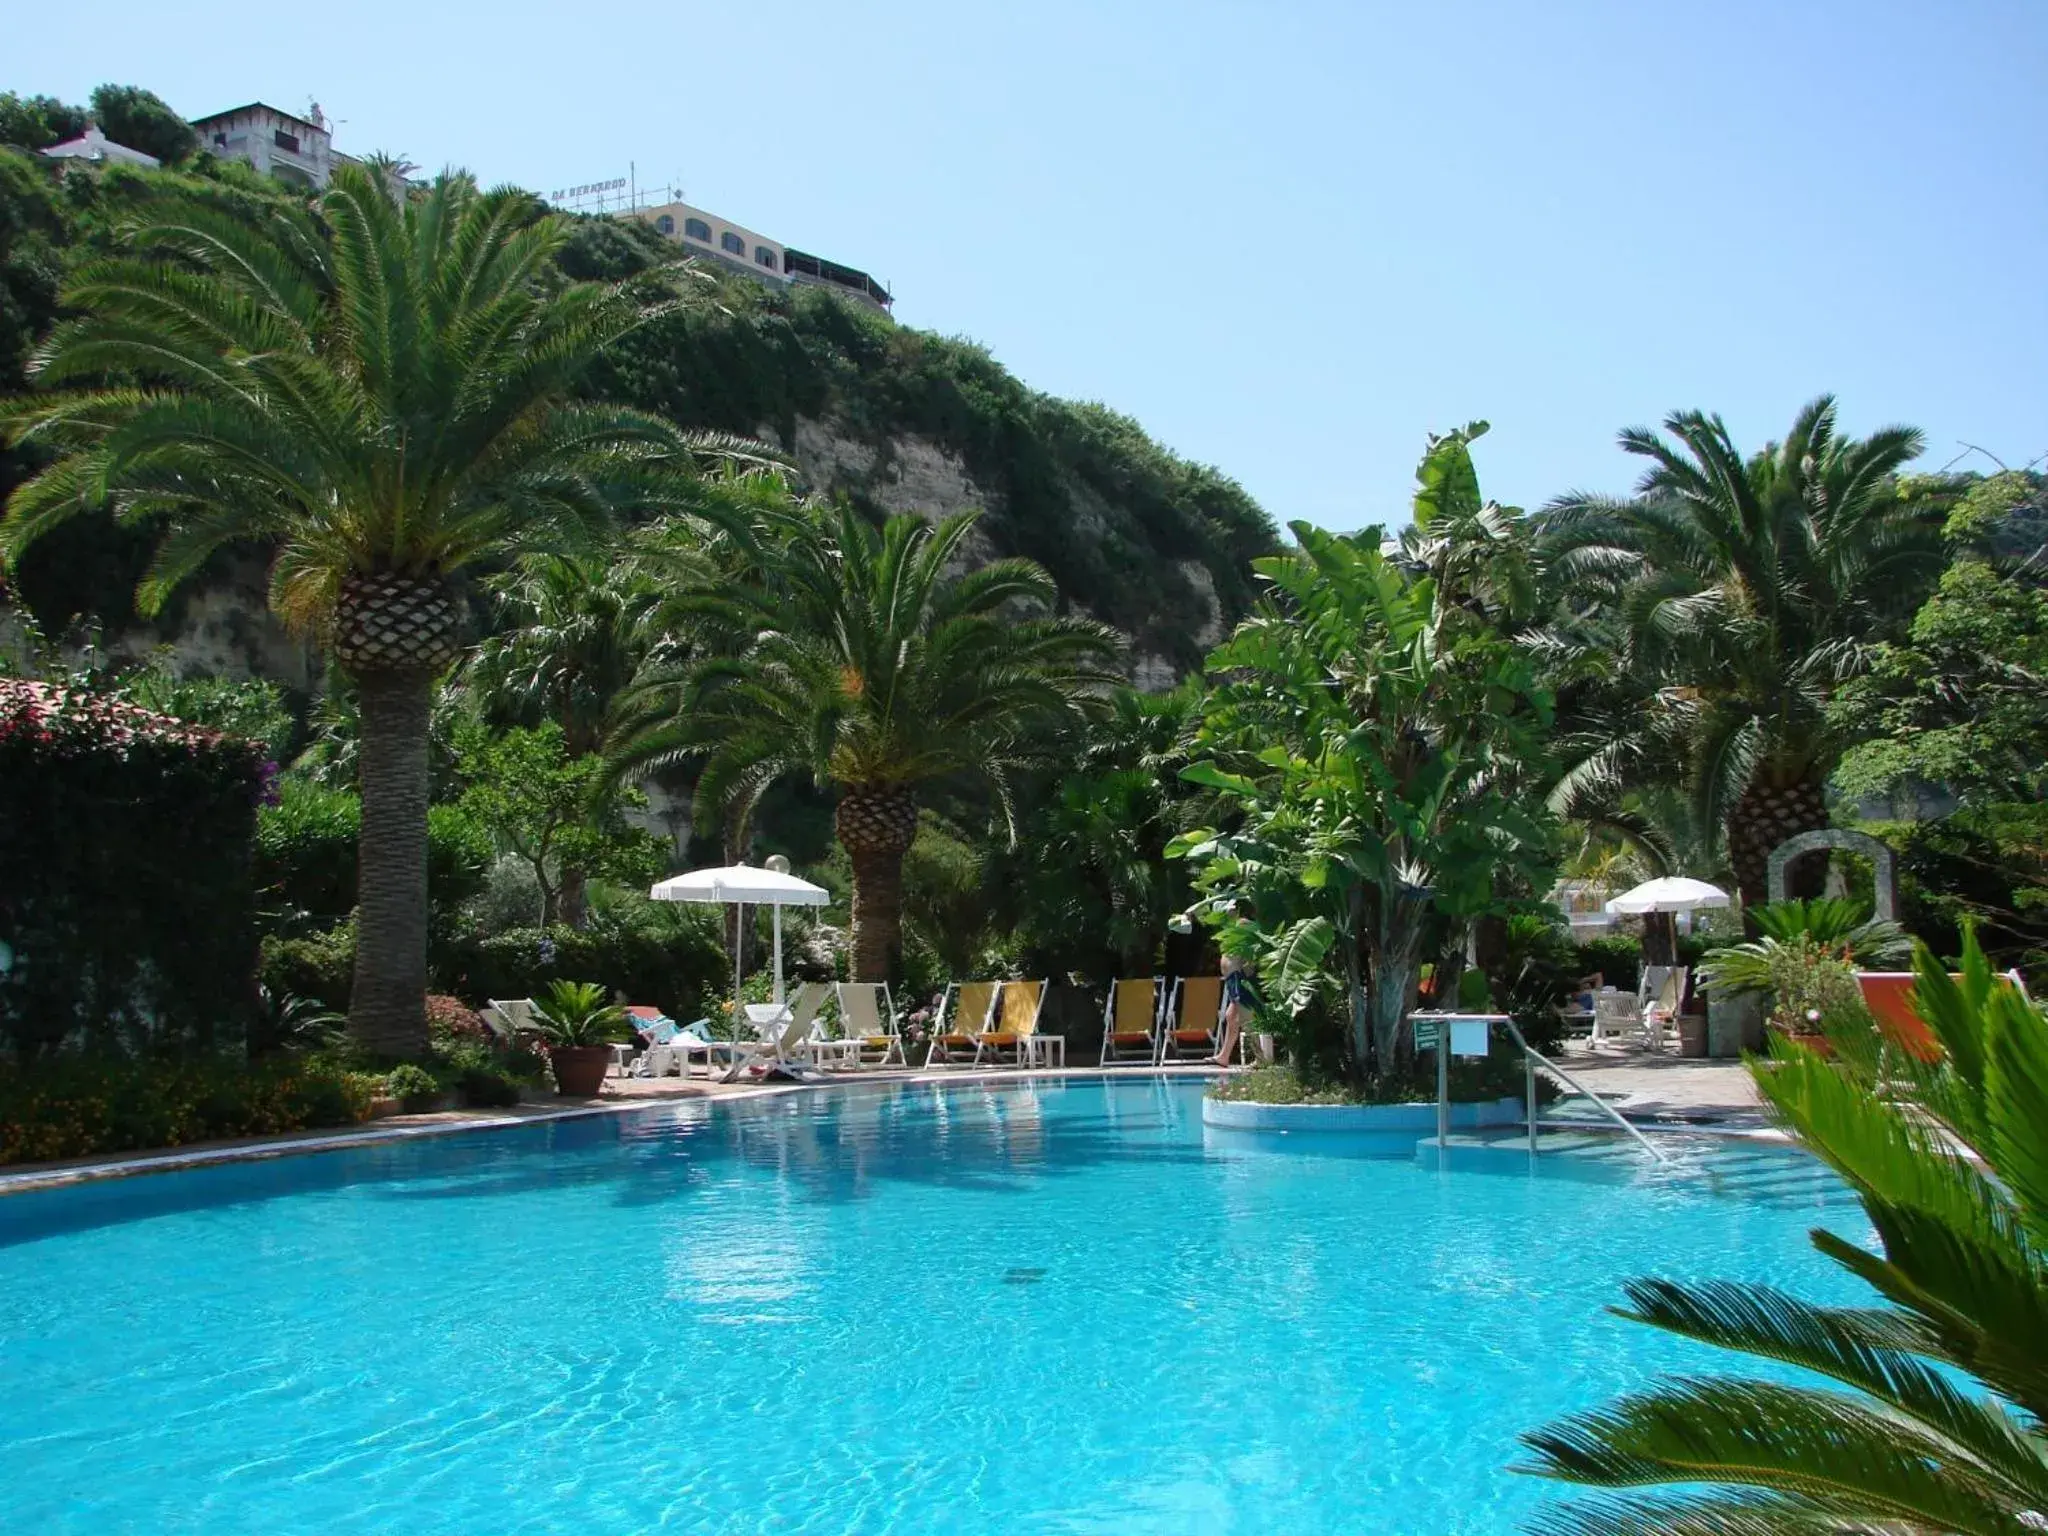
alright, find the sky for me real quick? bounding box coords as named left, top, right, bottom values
left=10, top=0, right=2046, bottom=531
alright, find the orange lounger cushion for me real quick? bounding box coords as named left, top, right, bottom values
left=977, top=1032, right=1028, bottom=1047
left=934, top=1033, right=975, bottom=1049
left=1172, top=1029, right=1213, bottom=1044
left=1107, top=1031, right=1151, bottom=1046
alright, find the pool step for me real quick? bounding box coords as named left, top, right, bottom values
left=1415, top=1129, right=1855, bottom=1207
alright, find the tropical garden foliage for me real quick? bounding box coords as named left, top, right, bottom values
left=0, top=159, right=752, bottom=1056
left=0, top=80, right=2043, bottom=1165
left=1543, top=397, right=1946, bottom=911
left=609, top=501, right=1121, bottom=980
left=1523, top=932, right=2048, bottom=1533
left=1170, top=426, right=1556, bottom=1080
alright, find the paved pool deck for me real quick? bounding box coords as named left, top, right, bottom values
left=0, top=1049, right=1765, bottom=1198
left=1548, top=1042, right=1767, bottom=1126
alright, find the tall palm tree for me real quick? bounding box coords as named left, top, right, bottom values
left=612, top=502, right=1121, bottom=980
left=0, top=165, right=753, bottom=1055
left=1542, top=396, right=1941, bottom=910
left=1521, top=932, right=2048, bottom=1533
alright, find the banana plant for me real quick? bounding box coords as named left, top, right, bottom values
left=1168, top=428, right=1558, bottom=1078
left=1520, top=928, right=2048, bottom=1532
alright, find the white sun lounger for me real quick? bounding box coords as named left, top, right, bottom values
left=721, top=982, right=833, bottom=1082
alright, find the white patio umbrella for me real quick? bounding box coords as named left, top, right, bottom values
left=650, top=858, right=830, bottom=1012
left=1604, top=876, right=1732, bottom=915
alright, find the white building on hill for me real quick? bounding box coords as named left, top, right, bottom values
left=631, top=199, right=892, bottom=312
left=191, top=102, right=351, bottom=190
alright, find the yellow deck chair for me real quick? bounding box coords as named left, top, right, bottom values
left=926, top=981, right=998, bottom=1067
left=1101, top=978, right=1164, bottom=1065
left=1161, top=976, right=1224, bottom=1062
left=975, top=979, right=1047, bottom=1067
left=834, top=981, right=906, bottom=1068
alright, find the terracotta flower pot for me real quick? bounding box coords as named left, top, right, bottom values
left=549, top=1045, right=612, bottom=1097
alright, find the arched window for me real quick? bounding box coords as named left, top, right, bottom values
left=683, top=217, right=711, bottom=241
left=654, top=214, right=675, bottom=236
left=755, top=245, right=777, bottom=269
left=720, top=231, right=745, bottom=255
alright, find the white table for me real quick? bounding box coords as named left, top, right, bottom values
left=1024, top=1034, right=1066, bottom=1069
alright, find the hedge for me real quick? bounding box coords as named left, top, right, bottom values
left=0, top=679, right=266, bottom=1060
left=0, top=1054, right=377, bottom=1164
left=436, top=921, right=728, bottom=1022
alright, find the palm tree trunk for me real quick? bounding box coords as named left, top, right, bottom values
left=837, top=785, right=919, bottom=984
left=847, top=843, right=906, bottom=983
left=348, top=668, right=433, bottom=1058
left=1727, top=776, right=1830, bottom=914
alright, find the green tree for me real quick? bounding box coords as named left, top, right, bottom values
left=998, top=682, right=1204, bottom=979
left=1834, top=556, right=2048, bottom=810
left=1521, top=931, right=2048, bottom=1533
left=0, top=94, right=88, bottom=152
left=1543, top=396, right=1941, bottom=910
left=87, top=85, right=197, bottom=165
left=612, top=502, right=1120, bottom=981
left=0, top=165, right=741, bottom=1056
left=1170, top=428, right=1557, bottom=1075
left=467, top=552, right=668, bottom=925
left=454, top=722, right=664, bottom=927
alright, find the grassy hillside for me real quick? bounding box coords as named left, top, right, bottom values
left=0, top=135, right=1275, bottom=676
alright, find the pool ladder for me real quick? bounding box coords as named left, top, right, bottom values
left=1415, top=1012, right=1672, bottom=1167
left=1500, top=1017, right=1672, bottom=1165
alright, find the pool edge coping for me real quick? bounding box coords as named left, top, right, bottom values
left=0, top=1065, right=1237, bottom=1198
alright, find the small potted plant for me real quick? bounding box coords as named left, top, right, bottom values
left=529, top=979, right=630, bottom=1097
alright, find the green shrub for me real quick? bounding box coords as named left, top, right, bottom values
left=0, top=1054, right=376, bottom=1164
left=456, top=1068, right=522, bottom=1108
left=256, top=781, right=492, bottom=930
left=382, top=1061, right=441, bottom=1111
left=259, top=925, right=356, bottom=1012
left=1573, top=933, right=1642, bottom=993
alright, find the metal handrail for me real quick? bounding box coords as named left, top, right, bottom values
left=1498, top=1016, right=1672, bottom=1165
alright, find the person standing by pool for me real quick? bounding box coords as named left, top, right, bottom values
left=1212, top=954, right=1251, bottom=1066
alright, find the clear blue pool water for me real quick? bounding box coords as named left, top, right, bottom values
left=0, top=1076, right=1864, bottom=1535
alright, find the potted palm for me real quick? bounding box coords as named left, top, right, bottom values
left=529, top=980, right=630, bottom=1096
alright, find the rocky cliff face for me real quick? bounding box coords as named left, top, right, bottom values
left=782, top=418, right=1228, bottom=686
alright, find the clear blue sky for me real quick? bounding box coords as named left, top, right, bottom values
left=12, top=1, right=2046, bottom=530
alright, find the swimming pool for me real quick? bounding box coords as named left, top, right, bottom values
left=0, top=1076, right=1862, bottom=1534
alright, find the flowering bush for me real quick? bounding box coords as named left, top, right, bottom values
left=0, top=1055, right=377, bottom=1165
left=1, top=678, right=266, bottom=1059
left=425, top=994, right=489, bottom=1043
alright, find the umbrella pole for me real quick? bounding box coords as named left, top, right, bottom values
left=733, top=901, right=746, bottom=1027
left=773, top=903, right=785, bottom=1005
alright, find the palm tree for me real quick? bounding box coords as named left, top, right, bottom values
left=0, top=165, right=753, bottom=1056
left=1520, top=931, right=2048, bottom=1532
left=1543, top=397, right=1941, bottom=910
left=612, top=502, right=1121, bottom=980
